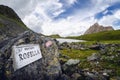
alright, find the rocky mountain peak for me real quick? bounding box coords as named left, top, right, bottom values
left=84, top=23, right=114, bottom=34
left=93, top=22, right=99, bottom=26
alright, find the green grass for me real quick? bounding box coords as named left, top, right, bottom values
left=67, top=30, right=120, bottom=41
left=100, top=61, right=120, bottom=76
left=59, top=49, right=98, bottom=69
left=0, top=22, right=4, bottom=28
left=60, top=49, right=98, bottom=60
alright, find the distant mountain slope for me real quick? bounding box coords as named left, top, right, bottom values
left=84, top=23, right=114, bottom=34
left=0, top=5, right=29, bottom=42
left=47, top=34, right=61, bottom=38
left=68, top=30, right=120, bottom=41
left=0, top=5, right=22, bottom=22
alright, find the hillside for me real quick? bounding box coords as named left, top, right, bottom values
left=84, top=23, right=114, bottom=34
left=0, top=5, right=29, bottom=42
left=67, top=30, right=120, bottom=41
left=47, top=34, right=61, bottom=38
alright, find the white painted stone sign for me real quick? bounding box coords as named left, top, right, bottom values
left=12, top=44, right=42, bottom=71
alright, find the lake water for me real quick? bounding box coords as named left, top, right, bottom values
left=56, top=38, right=86, bottom=43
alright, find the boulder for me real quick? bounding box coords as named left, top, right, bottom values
left=84, top=72, right=108, bottom=80
left=58, top=74, right=71, bottom=80
left=87, top=53, right=100, bottom=61
left=71, top=73, right=81, bottom=80
left=89, top=44, right=101, bottom=50
left=65, top=59, right=80, bottom=66
left=0, top=31, right=61, bottom=80
left=62, top=59, right=80, bottom=75
left=85, top=72, right=98, bottom=80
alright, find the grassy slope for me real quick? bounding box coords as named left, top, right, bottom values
left=0, top=14, right=28, bottom=30
left=67, top=30, right=120, bottom=41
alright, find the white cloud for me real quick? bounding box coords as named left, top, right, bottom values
left=23, top=0, right=65, bottom=33
left=110, top=0, right=120, bottom=4
left=0, top=0, right=46, bottom=18
left=23, top=13, right=43, bottom=32
left=66, top=0, right=77, bottom=5
left=98, top=10, right=120, bottom=29
left=40, top=0, right=64, bottom=18
left=53, top=9, right=65, bottom=17
left=40, top=15, right=98, bottom=37
left=99, top=15, right=115, bottom=26
left=114, top=10, right=120, bottom=19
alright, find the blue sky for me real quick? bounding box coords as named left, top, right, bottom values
left=95, top=2, right=120, bottom=19
left=0, top=0, right=120, bottom=36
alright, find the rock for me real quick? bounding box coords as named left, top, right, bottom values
left=58, top=74, right=70, bottom=80
left=65, top=59, right=80, bottom=66
left=59, top=42, right=70, bottom=50
left=0, top=31, right=61, bottom=80
left=101, top=69, right=115, bottom=76
left=102, top=72, right=110, bottom=80
left=53, top=39, right=59, bottom=46
left=89, top=44, right=101, bottom=50
left=62, top=59, right=80, bottom=75
left=102, top=72, right=108, bottom=76
left=71, top=73, right=81, bottom=80
left=117, top=50, right=120, bottom=53
left=87, top=53, right=100, bottom=61
left=85, top=72, right=98, bottom=80
left=84, top=72, right=108, bottom=80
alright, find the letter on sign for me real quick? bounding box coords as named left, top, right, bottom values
left=12, top=44, right=42, bottom=71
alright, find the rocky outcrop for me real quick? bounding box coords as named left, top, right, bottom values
left=0, top=31, right=61, bottom=80
left=84, top=23, right=114, bottom=34
left=0, top=5, right=28, bottom=42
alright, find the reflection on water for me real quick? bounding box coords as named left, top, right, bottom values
left=56, top=38, right=86, bottom=43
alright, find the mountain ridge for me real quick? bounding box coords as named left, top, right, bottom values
left=84, top=23, right=114, bottom=34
